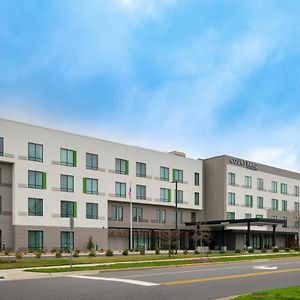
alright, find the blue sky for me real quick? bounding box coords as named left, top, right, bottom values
left=1, top=0, right=300, bottom=170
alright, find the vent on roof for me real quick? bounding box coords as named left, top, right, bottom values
left=169, top=151, right=186, bottom=158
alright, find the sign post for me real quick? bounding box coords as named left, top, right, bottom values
left=70, top=215, right=74, bottom=269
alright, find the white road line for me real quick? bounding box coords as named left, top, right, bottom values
left=253, top=265, right=278, bottom=270
left=68, top=275, right=159, bottom=286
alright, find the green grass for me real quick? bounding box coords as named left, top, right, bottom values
left=233, top=286, right=300, bottom=299
left=24, top=253, right=300, bottom=273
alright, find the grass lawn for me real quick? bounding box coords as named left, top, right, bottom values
left=24, top=253, right=300, bottom=273
left=233, top=286, right=300, bottom=299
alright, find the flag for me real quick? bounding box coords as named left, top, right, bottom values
left=128, top=186, right=132, bottom=199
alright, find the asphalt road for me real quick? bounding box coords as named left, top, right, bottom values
left=1, top=257, right=300, bottom=300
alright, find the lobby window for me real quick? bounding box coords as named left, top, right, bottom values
left=60, top=148, right=77, bottom=167
left=115, top=158, right=129, bottom=175
left=295, top=218, right=300, bottom=229
left=227, top=212, right=235, bottom=220
left=295, top=202, right=300, bottom=213
left=28, top=230, right=43, bottom=251
left=133, top=207, right=143, bottom=222
left=83, top=178, right=98, bottom=195
left=245, top=213, right=252, bottom=219
left=115, top=182, right=126, bottom=198
left=86, top=203, right=98, bottom=219
left=112, top=205, right=123, bottom=221
left=28, top=143, right=43, bottom=162
left=244, top=176, right=252, bottom=189
left=60, top=174, right=74, bottom=192
left=160, top=188, right=171, bottom=202
left=257, top=196, right=264, bottom=209
left=136, top=185, right=146, bottom=200
left=294, top=186, right=300, bottom=197
left=194, top=173, right=200, bottom=186
left=257, top=178, right=264, bottom=191
left=160, top=166, right=169, bottom=181
left=194, top=192, right=200, bottom=206
left=282, top=200, right=288, bottom=212
left=281, top=183, right=288, bottom=195
left=60, top=201, right=77, bottom=218
left=245, top=195, right=253, bottom=208
left=175, top=190, right=183, bottom=204
left=228, top=192, right=235, bottom=206
left=282, top=217, right=287, bottom=228
left=0, top=137, right=3, bottom=156
left=28, top=198, right=43, bottom=216
left=191, top=212, right=196, bottom=223
left=86, top=153, right=98, bottom=170
left=271, top=199, right=279, bottom=211
left=61, top=231, right=74, bottom=251
left=228, top=172, right=235, bottom=186
left=28, top=170, right=46, bottom=189
left=172, top=169, right=183, bottom=183
left=271, top=181, right=277, bottom=193
left=256, top=214, right=263, bottom=219
left=136, top=162, right=146, bottom=178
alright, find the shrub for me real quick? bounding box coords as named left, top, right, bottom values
left=285, top=247, right=291, bottom=252
left=51, top=248, right=58, bottom=254
left=75, top=248, right=80, bottom=254
left=219, top=250, right=226, bottom=254
left=293, top=246, right=300, bottom=252
left=261, top=248, right=267, bottom=253
left=206, top=250, right=212, bottom=255
left=272, top=247, right=279, bottom=253
left=122, top=249, right=129, bottom=256
left=235, top=249, right=241, bottom=253
left=87, top=237, right=95, bottom=251
left=139, top=248, right=145, bottom=255
left=155, top=248, right=160, bottom=255
left=73, top=251, right=79, bottom=257
left=106, top=249, right=113, bottom=256
left=88, top=250, right=96, bottom=257
left=194, top=249, right=200, bottom=255
left=183, top=249, right=188, bottom=255
left=168, top=249, right=175, bottom=256
left=15, top=252, right=23, bottom=260
left=248, top=249, right=254, bottom=253
left=35, top=251, right=42, bottom=258
left=4, top=249, right=10, bottom=256
left=55, top=251, right=62, bottom=258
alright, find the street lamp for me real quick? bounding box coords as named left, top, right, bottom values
left=172, top=180, right=179, bottom=254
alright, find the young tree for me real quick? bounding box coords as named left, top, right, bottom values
left=87, top=236, right=95, bottom=251
left=192, top=224, right=212, bottom=248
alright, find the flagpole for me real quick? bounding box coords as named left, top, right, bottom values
left=129, top=183, right=133, bottom=251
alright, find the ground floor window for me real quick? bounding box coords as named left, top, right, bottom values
left=61, top=231, right=74, bottom=251
left=28, top=230, right=43, bottom=251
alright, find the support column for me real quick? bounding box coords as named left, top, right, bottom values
left=259, top=232, right=262, bottom=250
left=272, top=225, right=276, bottom=247
left=246, top=221, right=251, bottom=249
left=222, top=227, right=225, bottom=250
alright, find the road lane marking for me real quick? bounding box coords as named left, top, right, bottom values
left=253, top=265, right=278, bottom=270
left=161, top=267, right=300, bottom=285
left=68, top=275, right=159, bottom=286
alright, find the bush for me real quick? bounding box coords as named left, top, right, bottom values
left=194, top=249, right=200, bottom=255
left=293, top=246, right=300, bottom=252
left=248, top=249, right=254, bottom=253
left=73, top=252, right=79, bottom=257
left=183, top=249, right=188, bottom=255
left=122, top=249, right=129, bottom=256
left=139, top=248, right=145, bottom=255
left=219, top=250, right=226, bottom=254
left=55, top=251, right=62, bottom=258
left=155, top=248, right=160, bottom=255
left=235, top=249, right=241, bottom=253
left=88, top=250, right=96, bottom=257
left=261, top=248, right=267, bottom=253
left=4, top=249, right=10, bottom=256
left=87, top=237, right=95, bottom=251
left=272, top=247, right=279, bottom=253
left=15, top=252, right=23, bottom=260
left=106, top=249, right=113, bottom=256
left=75, top=248, right=80, bottom=254
left=168, top=249, right=175, bottom=256
left=285, top=247, right=291, bottom=252
left=51, top=248, right=58, bottom=254
left=206, top=250, right=212, bottom=255
left=35, top=251, right=42, bottom=258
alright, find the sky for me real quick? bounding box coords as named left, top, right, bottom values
left=1, top=0, right=300, bottom=171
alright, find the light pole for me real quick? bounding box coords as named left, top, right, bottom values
left=172, top=180, right=178, bottom=254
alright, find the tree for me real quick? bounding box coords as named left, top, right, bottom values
left=87, top=236, right=95, bottom=251
left=192, top=224, right=212, bottom=248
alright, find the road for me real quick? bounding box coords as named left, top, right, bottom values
left=1, top=257, right=300, bottom=300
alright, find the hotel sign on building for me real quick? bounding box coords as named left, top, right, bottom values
left=229, top=157, right=258, bottom=170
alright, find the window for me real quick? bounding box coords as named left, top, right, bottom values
left=257, top=196, right=264, bottom=209
left=228, top=192, right=235, bottom=206
left=257, top=178, right=263, bottom=191
left=271, top=181, right=277, bottom=193
left=60, top=201, right=77, bottom=218
left=61, top=231, right=74, bottom=251
left=173, top=169, right=183, bottom=183
left=160, top=167, right=169, bottom=181
left=295, top=202, right=300, bottom=213
left=282, top=200, right=288, bottom=212
left=83, top=178, right=98, bottom=195
left=86, top=203, right=98, bottom=219
left=160, top=188, right=171, bottom=202
left=28, top=170, right=46, bottom=189
left=245, top=176, right=252, bottom=189
left=28, top=143, right=43, bottom=162
left=175, top=190, right=183, bottom=204
left=0, top=137, right=3, bottom=156
left=156, top=209, right=166, bottom=223
left=175, top=210, right=183, bottom=224
left=281, top=183, right=288, bottom=195
left=28, top=198, right=43, bottom=216
left=294, top=186, right=300, bottom=197
left=295, top=218, right=300, bottom=229
left=136, top=185, right=146, bottom=200
left=228, top=172, right=235, bottom=186
left=60, top=174, right=74, bottom=192
left=28, top=231, right=43, bottom=251
left=136, top=162, right=146, bottom=178
left=60, top=148, right=77, bottom=167
left=282, top=217, right=287, bottom=228
left=245, top=213, right=252, bottom=219
left=256, top=214, right=263, bottom=218
left=133, top=207, right=143, bottom=222
left=245, top=195, right=253, bottom=207
left=112, top=205, right=123, bottom=221
left=194, top=192, right=200, bottom=206
left=115, top=158, right=128, bottom=175
left=194, top=173, right=200, bottom=186
left=115, top=182, right=126, bottom=198
left=191, top=212, right=196, bottom=223
left=227, top=212, right=235, bottom=220
left=86, top=153, right=98, bottom=170
left=271, top=199, right=279, bottom=211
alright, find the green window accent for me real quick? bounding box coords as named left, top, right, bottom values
left=168, top=189, right=171, bottom=202
left=83, top=178, right=87, bottom=193
left=73, top=151, right=77, bottom=167
left=42, top=172, right=47, bottom=189
left=125, top=160, right=129, bottom=175
left=73, top=202, right=77, bottom=218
